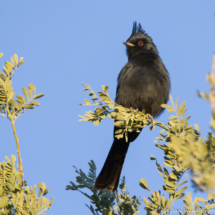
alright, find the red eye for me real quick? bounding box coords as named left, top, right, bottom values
left=138, top=41, right=143, bottom=46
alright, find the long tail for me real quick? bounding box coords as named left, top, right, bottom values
left=94, top=138, right=130, bottom=192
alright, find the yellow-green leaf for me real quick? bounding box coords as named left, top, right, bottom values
left=177, top=180, right=187, bottom=187
left=17, top=60, right=24, bottom=67
left=164, top=161, right=174, bottom=167
left=28, top=83, right=36, bottom=95
left=84, top=99, right=91, bottom=105
left=175, top=186, right=187, bottom=196
left=194, top=124, right=200, bottom=133
left=161, top=104, right=173, bottom=109
left=7, top=92, right=15, bottom=102
left=14, top=54, right=18, bottom=65
left=169, top=173, right=177, bottom=180
left=176, top=193, right=185, bottom=200
left=34, top=93, right=44, bottom=99
left=143, top=197, right=148, bottom=205
left=102, top=85, right=109, bottom=94
left=176, top=101, right=186, bottom=114
left=9, top=98, right=18, bottom=109
left=11, top=56, right=15, bottom=65
left=114, top=121, right=124, bottom=127
left=23, top=104, right=34, bottom=109
left=139, top=178, right=150, bottom=191
left=28, top=88, right=33, bottom=97
left=30, top=100, right=40, bottom=106
left=0, top=196, right=10, bottom=207
left=209, top=203, right=215, bottom=209
left=169, top=94, right=174, bottom=107
left=196, top=197, right=207, bottom=203
left=208, top=193, right=213, bottom=201
left=22, top=87, right=29, bottom=100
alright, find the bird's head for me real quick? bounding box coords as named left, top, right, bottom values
left=124, top=22, right=158, bottom=59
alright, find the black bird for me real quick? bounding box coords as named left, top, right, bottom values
left=94, top=22, right=170, bottom=192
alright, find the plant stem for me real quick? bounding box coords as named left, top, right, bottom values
left=6, top=106, right=23, bottom=186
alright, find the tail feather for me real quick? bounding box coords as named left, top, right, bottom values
left=94, top=138, right=130, bottom=192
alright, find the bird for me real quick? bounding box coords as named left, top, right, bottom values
left=94, top=22, right=170, bottom=192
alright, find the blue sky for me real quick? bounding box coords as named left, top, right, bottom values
left=1, top=0, right=215, bottom=214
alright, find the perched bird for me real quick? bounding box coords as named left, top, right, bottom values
left=94, top=22, right=170, bottom=192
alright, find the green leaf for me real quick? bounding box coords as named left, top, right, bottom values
left=161, top=104, right=173, bottom=109
left=179, top=107, right=187, bottom=118
left=17, top=95, right=26, bottom=102
left=208, top=193, right=213, bottom=201
left=175, top=97, right=179, bottom=110
left=30, top=100, right=40, bottom=106
left=11, top=56, right=15, bottom=65
left=28, top=88, right=33, bottom=97
left=0, top=53, right=3, bottom=58
left=14, top=54, right=18, bottom=65
left=143, top=197, right=148, bottom=205
left=22, top=87, right=29, bottom=100
left=175, top=186, right=187, bottom=196
left=165, top=180, right=176, bottom=188
left=17, top=60, right=24, bottom=66
left=102, top=85, right=109, bottom=94
left=28, top=83, right=36, bottom=95
left=169, top=173, right=177, bottom=180
left=0, top=196, right=10, bottom=207
left=9, top=98, right=18, bottom=109
left=169, top=94, right=174, bottom=108
left=194, top=124, right=200, bottom=133
left=114, top=121, right=124, bottom=127
left=150, top=154, right=156, bottom=160
left=173, top=165, right=183, bottom=172
left=195, top=197, right=207, bottom=203
left=177, top=181, right=187, bottom=188
left=176, top=193, right=185, bottom=199
left=149, top=124, right=156, bottom=130
left=34, top=93, right=44, bottom=99
left=209, top=203, right=215, bottom=209
left=176, top=101, right=186, bottom=115
left=166, top=109, right=174, bottom=113
left=84, top=99, right=91, bottom=105
left=158, top=171, right=164, bottom=177
left=164, top=161, right=174, bottom=167
left=7, top=92, right=15, bottom=102
left=139, top=178, right=150, bottom=191
left=165, top=188, right=175, bottom=194
left=23, top=104, right=34, bottom=109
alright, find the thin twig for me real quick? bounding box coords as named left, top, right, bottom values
left=6, top=105, right=23, bottom=188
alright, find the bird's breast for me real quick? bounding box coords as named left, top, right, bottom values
left=116, top=58, right=170, bottom=117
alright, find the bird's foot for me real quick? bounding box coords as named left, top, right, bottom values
left=145, top=114, right=153, bottom=124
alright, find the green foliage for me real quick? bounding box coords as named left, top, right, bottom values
left=0, top=53, right=44, bottom=120
left=0, top=53, right=52, bottom=214
left=0, top=155, right=53, bottom=215
left=71, top=84, right=215, bottom=214
left=79, top=84, right=152, bottom=142
left=66, top=160, right=141, bottom=215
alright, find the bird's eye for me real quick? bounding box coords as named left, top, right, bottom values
left=138, top=41, right=143, bottom=46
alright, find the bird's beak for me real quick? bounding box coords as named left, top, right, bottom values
left=123, top=42, right=135, bottom=47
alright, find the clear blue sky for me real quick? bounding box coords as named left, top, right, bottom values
left=1, top=1, right=215, bottom=214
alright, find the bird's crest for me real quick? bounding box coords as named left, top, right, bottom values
left=131, top=22, right=145, bottom=36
